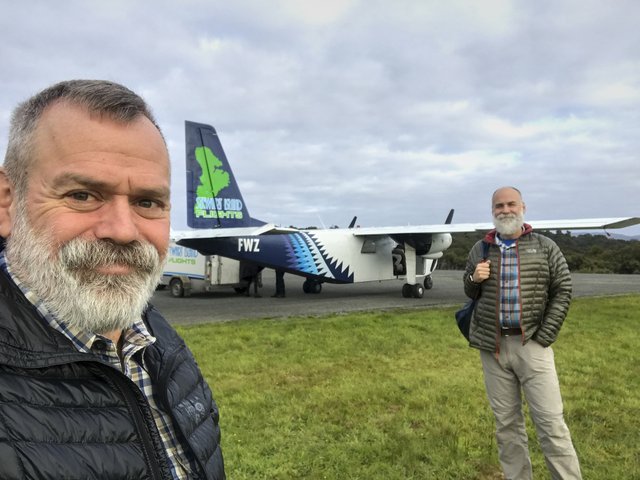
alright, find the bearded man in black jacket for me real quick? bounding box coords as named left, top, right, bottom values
left=0, top=80, right=225, bottom=479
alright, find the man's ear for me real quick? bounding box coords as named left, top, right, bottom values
left=0, top=168, right=15, bottom=238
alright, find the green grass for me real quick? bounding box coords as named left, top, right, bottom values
left=176, top=295, right=640, bottom=479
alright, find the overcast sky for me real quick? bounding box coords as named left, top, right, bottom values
left=2, top=0, right=639, bottom=236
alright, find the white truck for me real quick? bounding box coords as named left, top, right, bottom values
left=160, top=243, right=243, bottom=297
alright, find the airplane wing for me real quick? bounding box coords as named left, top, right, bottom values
left=171, top=217, right=640, bottom=241
left=351, top=217, right=640, bottom=237
left=171, top=223, right=299, bottom=241
left=526, top=217, right=640, bottom=230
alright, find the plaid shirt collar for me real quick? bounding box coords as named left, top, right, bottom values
left=495, top=234, right=517, bottom=250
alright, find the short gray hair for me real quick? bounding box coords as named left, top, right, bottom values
left=3, top=79, right=164, bottom=197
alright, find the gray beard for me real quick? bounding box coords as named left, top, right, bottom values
left=493, top=212, right=524, bottom=237
left=5, top=206, right=166, bottom=335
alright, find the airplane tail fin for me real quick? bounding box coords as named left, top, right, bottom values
left=185, top=121, right=265, bottom=229
left=444, top=209, right=454, bottom=224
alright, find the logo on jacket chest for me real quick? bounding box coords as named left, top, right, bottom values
left=185, top=395, right=206, bottom=419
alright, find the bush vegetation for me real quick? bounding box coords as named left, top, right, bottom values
left=440, top=232, right=640, bottom=274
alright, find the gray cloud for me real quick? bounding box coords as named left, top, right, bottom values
left=1, top=0, right=639, bottom=235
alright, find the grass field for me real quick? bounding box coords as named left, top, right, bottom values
left=176, top=295, right=640, bottom=479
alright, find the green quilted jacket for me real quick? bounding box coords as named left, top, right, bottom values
left=463, top=225, right=572, bottom=353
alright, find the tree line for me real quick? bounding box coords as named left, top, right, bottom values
left=440, top=231, right=640, bottom=274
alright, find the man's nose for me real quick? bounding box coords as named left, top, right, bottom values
left=93, top=198, right=139, bottom=244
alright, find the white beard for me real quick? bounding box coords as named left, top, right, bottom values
left=493, top=211, right=525, bottom=237
left=5, top=205, right=166, bottom=335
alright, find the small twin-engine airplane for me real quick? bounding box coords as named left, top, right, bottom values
left=172, top=121, right=640, bottom=298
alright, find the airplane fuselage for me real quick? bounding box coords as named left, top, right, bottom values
left=179, top=229, right=451, bottom=284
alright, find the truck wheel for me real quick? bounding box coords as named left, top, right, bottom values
left=170, top=279, right=185, bottom=298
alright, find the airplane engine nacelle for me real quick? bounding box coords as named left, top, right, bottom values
left=420, top=233, right=453, bottom=259
left=391, top=233, right=452, bottom=260
left=390, top=232, right=453, bottom=258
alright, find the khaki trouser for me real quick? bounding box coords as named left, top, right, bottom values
left=480, top=336, right=582, bottom=480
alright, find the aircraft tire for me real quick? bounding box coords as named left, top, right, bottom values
left=170, top=278, right=185, bottom=298
left=412, top=284, right=424, bottom=298
left=423, top=276, right=433, bottom=290
left=303, top=279, right=323, bottom=294
left=402, top=283, right=413, bottom=298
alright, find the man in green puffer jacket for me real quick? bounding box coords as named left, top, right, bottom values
left=463, top=187, right=581, bottom=480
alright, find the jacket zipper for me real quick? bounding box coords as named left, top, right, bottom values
left=98, top=364, right=168, bottom=480
left=153, top=344, right=209, bottom=478
left=494, top=246, right=502, bottom=356
left=515, top=241, right=525, bottom=342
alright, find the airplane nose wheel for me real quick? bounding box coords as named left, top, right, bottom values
left=402, top=283, right=424, bottom=298
left=423, top=276, right=433, bottom=290
left=303, top=279, right=323, bottom=294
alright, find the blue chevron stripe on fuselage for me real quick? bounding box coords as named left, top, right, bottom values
left=179, top=232, right=355, bottom=283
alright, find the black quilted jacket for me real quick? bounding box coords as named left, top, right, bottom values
left=0, top=270, right=225, bottom=479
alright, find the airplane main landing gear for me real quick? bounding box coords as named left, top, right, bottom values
left=402, top=283, right=424, bottom=298
left=303, top=279, right=322, bottom=294
left=423, top=276, right=433, bottom=290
